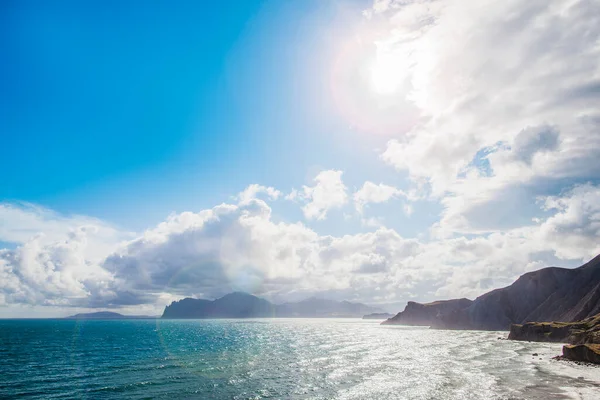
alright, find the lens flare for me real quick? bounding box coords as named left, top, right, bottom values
left=370, top=54, right=405, bottom=94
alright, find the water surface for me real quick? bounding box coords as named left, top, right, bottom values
left=0, top=319, right=598, bottom=399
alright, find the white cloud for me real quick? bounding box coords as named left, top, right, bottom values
left=237, top=184, right=281, bottom=204
left=0, top=202, right=128, bottom=259
left=361, top=217, right=384, bottom=228
left=511, top=125, right=560, bottom=165
left=2, top=182, right=599, bottom=313
left=353, top=181, right=404, bottom=213
left=369, top=0, right=600, bottom=234
left=0, top=227, right=118, bottom=307
left=0, top=203, right=132, bottom=308
left=95, top=198, right=425, bottom=305
left=295, top=170, right=348, bottom=220
left=536, top=183, right=600, bottom=259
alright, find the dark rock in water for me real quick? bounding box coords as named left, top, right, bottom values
left=383, top=254, right=600, bottom=330
left=508, top=313, right=600, bottom=344
left=381, top=298, right=472, bottom=326
left=532, top=353, right=538, bottom=357
left=562, top=344, right=600, bottom=364
left=362, top=313, right=394, bottom=320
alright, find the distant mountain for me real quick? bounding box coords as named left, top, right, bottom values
left=276, top=297, right=382, bottom=318
left=162, top=292, right=383, bottom=319
left=383, top=254, right=600, bottom=330
left=162, top=292, right=276, bottom=319
left=362, top=313, right=394, bottom=320
left=65, top=311, right=157, bottom=320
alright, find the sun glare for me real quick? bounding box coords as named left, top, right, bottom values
left=369, top=54, right=404, bottom=94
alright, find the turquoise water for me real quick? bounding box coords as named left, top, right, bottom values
left=0, top=319, right=598, bottom=399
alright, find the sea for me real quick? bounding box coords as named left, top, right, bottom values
left=0, top=318, right=598, bottom=399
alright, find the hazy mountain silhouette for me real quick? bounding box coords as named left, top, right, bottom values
left=362, top=313, right=394, bottom=320
left=65, top=311, right=157, bottom=319
left=162, top=292, right=383, bottom=318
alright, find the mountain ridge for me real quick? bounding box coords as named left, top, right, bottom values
left=383, top=254, right=600, bottom=330
left=162, top=292, right=383, bottom=319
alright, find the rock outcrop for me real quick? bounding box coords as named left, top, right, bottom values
left=508, top=310, right=600, bottom=363
left=562, top=344, right=600, bottom=364
left=508, top=313, right=600, bottom=344
left=384, top=254, right=600, bottom=330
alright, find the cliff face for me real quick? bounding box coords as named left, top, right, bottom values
left=382, top=299, right=472, bottom=326
left=384, top=254, right=600, bottom=330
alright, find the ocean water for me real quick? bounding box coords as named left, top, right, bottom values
left=0, top=319, right=598, bottom=399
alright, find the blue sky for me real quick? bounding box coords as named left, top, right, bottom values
left=1, top=0, right=599, bottom=317
left=2, top=0, right=420, bottom=234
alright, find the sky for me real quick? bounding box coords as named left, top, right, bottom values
left=1, top=0, right=599, bottom=317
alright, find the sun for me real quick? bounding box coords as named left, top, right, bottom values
left=369, top=54, right=405, bottom=95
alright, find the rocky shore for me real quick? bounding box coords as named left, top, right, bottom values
left=508, top=313, right=600, bottom=344
left=509, top=313, right=600, bottom=364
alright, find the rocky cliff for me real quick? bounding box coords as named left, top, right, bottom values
left=381, top=299, right=472, bottom=326
left=383, top=254, right=600, bottom=330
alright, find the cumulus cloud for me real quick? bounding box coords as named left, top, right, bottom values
left=294, top=170, right=348, bottom=220
left=511, top=125, right=560, bottom=165
left=0, top=204, right=136, bottom=308
left=536, top=183, right=600, bottom=259
left=237, top=184, right=281, bottom=204
left=353, top=181, right=405, bottom=213
left=370, top=0, right=600, bottom=233
left=0, top=227, right=118, bottom=307
left=0, top=202, right=128, bottom=258
left=103, top=198, right=425, bottom=304
left=2, top=181, right=599, bottom=312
